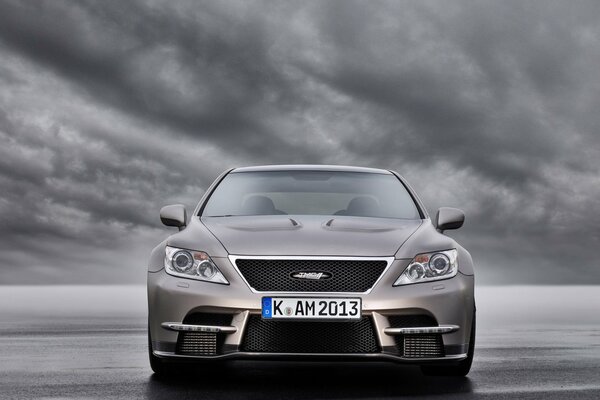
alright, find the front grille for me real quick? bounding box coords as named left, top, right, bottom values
left=235, top=259, right=388, bottom=292
left=175, top=312, right=232, bottom=356
left=176, top=332, right=218, bottom=356
left=388, top=314, right=444, bottom=358
left=241, top=315, right=380, bottom=353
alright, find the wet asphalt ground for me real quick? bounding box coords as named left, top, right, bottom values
left=1, top=285, right=599, bottom=399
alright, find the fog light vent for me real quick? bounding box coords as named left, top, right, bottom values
left=176, top=332, right=217, bottom=356
left=402, top=334, right=445, bottom=358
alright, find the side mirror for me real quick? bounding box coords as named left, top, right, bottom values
left=436, top=207, right=465, bottom=233
left=160, top=204, right=187, bottom=230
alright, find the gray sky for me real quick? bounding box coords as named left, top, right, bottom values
left=1, top=0, right=599, bottom=284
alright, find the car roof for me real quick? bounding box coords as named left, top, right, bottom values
left=231, top=164, right=392, bottom=174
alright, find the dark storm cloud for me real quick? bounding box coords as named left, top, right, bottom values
left=303, top=1, right=596, bottom=184
left=0, top=0, right=304, bottom=157
left=0, top=0, right=599, bottom=283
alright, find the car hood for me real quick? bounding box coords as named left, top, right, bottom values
left=201, top=215, right=421, bottom=256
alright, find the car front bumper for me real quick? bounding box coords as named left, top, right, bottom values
left=148, top=257, right=475, bottom=364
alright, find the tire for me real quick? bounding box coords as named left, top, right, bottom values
left=148, top=325, right=178, bottom=375
left=421, top=309, right=476, bottom=377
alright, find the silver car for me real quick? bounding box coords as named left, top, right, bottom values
left=148, top=165, right=475, bottom=376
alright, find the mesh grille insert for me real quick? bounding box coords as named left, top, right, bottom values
left=235, top=259, right=387, bottom=292
left=242, top=315, right=380, bottom=353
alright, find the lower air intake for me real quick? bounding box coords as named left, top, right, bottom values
left=402, top=335, right=445, bottom=358
left=175, top=332, right=218, bottom=356
left=242, top=315, right=380, bottom=353
left=388, top=315, right=445, bottom=358
left=175, top=312, right=232, bottom=356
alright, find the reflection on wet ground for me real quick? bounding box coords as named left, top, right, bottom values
left=1, top=285, right=599, bottom=399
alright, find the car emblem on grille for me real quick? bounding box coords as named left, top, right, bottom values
left=290, top=271, right=333, bottom=280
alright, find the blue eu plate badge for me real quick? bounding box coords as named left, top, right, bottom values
left=262, top=297, right=272, bottom=319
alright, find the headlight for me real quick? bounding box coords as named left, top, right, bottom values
left=164, top=246, right=229, bottom=284
left=393, top=249, right=458, bottom=286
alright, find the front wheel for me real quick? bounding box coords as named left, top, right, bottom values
left=148, top=325, right=180, bottom=375
left=421, top=310, right=476, bottom=377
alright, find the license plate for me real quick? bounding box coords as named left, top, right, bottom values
left=261, top=297, right=361, bottom=320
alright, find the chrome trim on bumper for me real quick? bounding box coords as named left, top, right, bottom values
left=161, top=322, right=237, bottom=334
left=152, top=350, right=468, bottom=363
left=384, top=325, right=459, bottom=335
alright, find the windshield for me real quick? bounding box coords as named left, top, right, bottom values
left=201, top=171, right=421, bottom=219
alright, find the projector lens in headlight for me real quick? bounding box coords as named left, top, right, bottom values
left=407, top=263, right=426, bottom=280
left=430, top=253, right=450, bottom=275
left=197, top=260, right=217, bottom=279
left=172, top=250, right=194, bottom=273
